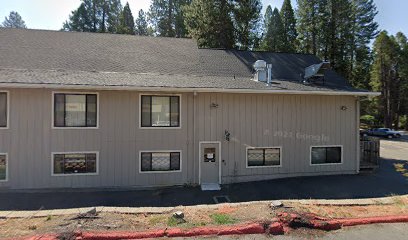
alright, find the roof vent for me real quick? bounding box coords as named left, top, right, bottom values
left=303, top=61, right=330, bottom=84
left=253, top=60, right=267, bottom=82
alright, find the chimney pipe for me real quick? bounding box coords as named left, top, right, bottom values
left=267, top=64, right=272, bottom=84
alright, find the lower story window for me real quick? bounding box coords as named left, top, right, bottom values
left=53, top=152, right=98, bottom=175
left=0, top=154, right=7, bottom=181
left=311, top=146, right=342, bottom=165
left=141, top=151, right=181, bottom=172
left=247, top=148, right=281, bottom=167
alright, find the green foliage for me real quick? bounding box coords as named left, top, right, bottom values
left=262, top=7, right=285, bottom=52
left=62, top=0, right=122, bottom=33
left=210, top=213, right=237, bottom=225
left=1, top=11, right=27, bottom=28
left=280, top=0, right=297, bottom=52
left=118, top=2, right=135, bottom=34
left=184, top=0, right=235, bottom=48
left=167, top=216, right=186, bottom=226
left=232, top=0, right=262, bottom=50
left=135, top=9, right=149, bottom=36
left=148, top=0, right=190, bottom=37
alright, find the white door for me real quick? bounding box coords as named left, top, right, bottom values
left=200, top=142, right=221, bottom=188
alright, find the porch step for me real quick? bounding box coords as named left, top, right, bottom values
left=201, top=183, right=221, bottom=191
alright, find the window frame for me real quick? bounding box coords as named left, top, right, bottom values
left=0, top=90, right=10, bottom=129
left=139, top=150, right=182, bottom=173
left=52, top=91, right=99, bottom=129
left=51, top=151, right=99, bottom=176
left=310, top=145, right=343, bottom=166
left=139, top=94, right=182, bottom=129
left=246, top=146, right=282, bottom=169
left=0, top=153, right=8, bottom=182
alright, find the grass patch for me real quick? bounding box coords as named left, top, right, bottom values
left=148, top=215, right=167, bottom=226
left=167, top=216, right=186, bottom=227
left=210, top=213, right=236, bottom=225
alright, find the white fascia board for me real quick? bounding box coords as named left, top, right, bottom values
left=0, top=83, right=381, bottom=97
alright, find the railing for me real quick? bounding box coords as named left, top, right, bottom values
left=360, top=136, right=380, bottom=169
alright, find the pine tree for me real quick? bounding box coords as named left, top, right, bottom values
left=135, top=9, right=149, bottom=36
left=62, top=0, right=122, bottom=33
left=148, top=0, right=190, bottom=37
left=371, top=31, right=399, bottom=128
left=232, top=0, right=262, bottom=50
left=263, top=5, right=273, bottom=32
left=1, top=11, right=27, bottom=28
left=184, top=0, right=235, bottom=48
left=280, top=0, right=297, bottom=52
left=262, top=7, right=285, bottom=52
left=118, top=2, right=135, bottom=34
left=296, top=0, right=319, bottom=54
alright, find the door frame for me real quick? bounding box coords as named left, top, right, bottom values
left=198, top=141, right=222, bottom=185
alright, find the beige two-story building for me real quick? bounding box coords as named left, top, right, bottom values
left=0, top=29, right=379, bottom=190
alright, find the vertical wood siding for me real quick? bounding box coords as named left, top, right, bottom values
left=0, top=88, right=358, bottom=189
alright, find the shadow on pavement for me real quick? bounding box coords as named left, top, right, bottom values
left=0, top=157, right=407, bottom=211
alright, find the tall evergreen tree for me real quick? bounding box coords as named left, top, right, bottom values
left=263, top=5, right=273, bottom=34
left=135, top=9, right=149, bottom=36
left=62, top=0, right=122, bottom=33
left=262, top=7, right=285, bottom=52
left=232, top=0, right=262, bottom=50
left=118, top=2, right=135, bottom=34
left=1, top=11, right=27, bottom=28
left=296, top=0, right=319, bottom=55
left=148, top=0, right=190, bottom=37
left=280, top=0, right=297, bottom=52
left=184, top=0, right=235, bottom=48
left=371, top=31, right=399, bottom=128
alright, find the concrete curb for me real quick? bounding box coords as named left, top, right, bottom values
left=17, top=215, right=408, bottom=240
left=1, top=194, right=406, bottom=219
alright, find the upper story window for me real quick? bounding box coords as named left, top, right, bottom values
left=141, top=95, right=180, bottom=128
left=247, top=147, right=281, bottom=167
left=311, top=146, right=342, bottom=165
left=0, top=92, right=8, bottom=128
left=54, top=93, right=98, bottom=128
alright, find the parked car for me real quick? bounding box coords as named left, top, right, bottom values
left=366, top=128, right=402, bottom=139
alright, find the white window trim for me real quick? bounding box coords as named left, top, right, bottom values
left=139, top=93, right=182, bottom=129
left=310, top=145, right=344, bottom=166
left=139, top=150, right=182, bottom=173
left=0, top=153, right=8, bottom=182
left=51, top=91, right=100, bottom=129
left=0, top=90, right=10, bottom=130
left=51, top=151, right=99, bottom=176
left=246, top=146, right=282, bottom=169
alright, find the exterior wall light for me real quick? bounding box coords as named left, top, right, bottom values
left=341, top=106, right=348, bottom=111
left=210, top=103, right=219, bottom=108
left=224, top=130, right=231, bottom=141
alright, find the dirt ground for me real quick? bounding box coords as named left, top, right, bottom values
left=1, top=196, right=407, bottom=239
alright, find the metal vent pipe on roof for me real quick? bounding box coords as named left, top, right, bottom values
left=267, top=64, right=272, bottom=84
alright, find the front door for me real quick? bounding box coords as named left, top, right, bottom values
left=200, top=142, right=220, bottom=186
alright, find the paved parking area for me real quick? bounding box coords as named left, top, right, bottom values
left=0, top=138, right=407, bottom=211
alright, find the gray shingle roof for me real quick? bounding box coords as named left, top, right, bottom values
left=0, top=28, right=374, bottom=94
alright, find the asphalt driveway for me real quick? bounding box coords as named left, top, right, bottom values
left=0, top=139, right=407, bottom=211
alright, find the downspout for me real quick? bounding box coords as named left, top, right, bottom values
left=193, top=91, right=197, bottom=184
left=356, top=97, right=360, bottom=173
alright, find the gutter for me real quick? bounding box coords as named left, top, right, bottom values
left=0, top=83, right=381, bottom=97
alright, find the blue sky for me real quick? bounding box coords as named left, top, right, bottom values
left=0, top=0, right=406, bottom=36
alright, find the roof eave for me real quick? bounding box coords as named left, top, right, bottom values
left=0, top=83, right=381, bottom=97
